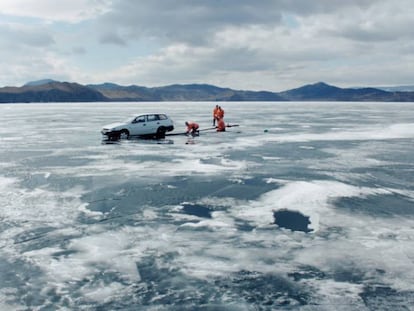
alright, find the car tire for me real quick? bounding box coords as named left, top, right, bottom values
left=156, top=126, right=166, bottom=139
left=120, top=129, right=129, bottom=139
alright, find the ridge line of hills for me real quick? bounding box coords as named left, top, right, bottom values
left=1, top=80, right=414, bottom=103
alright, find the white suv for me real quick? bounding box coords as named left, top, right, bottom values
left=101, top=113, right=174, bottom=139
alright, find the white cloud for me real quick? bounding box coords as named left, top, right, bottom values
left=0, top=0, right=112, bottom=22
left=0, top=0, right=413, bottom=90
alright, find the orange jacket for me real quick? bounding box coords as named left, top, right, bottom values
left=186, top=122, right=199, bottom=132
left=216, top=119, right=226, bottom=132
left=213, top=106, right=219, bottom=117
left=216, top=108, right=224, bottom=119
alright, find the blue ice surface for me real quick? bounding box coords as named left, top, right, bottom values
left=1, top=102, right=414, bottom=310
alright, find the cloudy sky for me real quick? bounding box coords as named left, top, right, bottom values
left=0, top=0, right=413, bottom=91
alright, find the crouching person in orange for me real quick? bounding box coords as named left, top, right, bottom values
left=216, top=118, right=226, bottom=132
left=185, top=121, right=199, bottom=135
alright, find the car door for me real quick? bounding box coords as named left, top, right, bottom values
left=146, top=114, right=161, bottom=134
left=129, top=115, right=148, bottom=135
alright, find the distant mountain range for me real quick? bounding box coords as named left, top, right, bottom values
left=376, top=85, right=414, bottom=92
left=0, top=81, right=106, bottom=103
left=1, top=80, right=413, bottom=103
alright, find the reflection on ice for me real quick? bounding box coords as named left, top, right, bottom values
left=101, top=136, right=174, bottom=145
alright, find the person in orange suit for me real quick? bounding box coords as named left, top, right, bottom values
left=216, top=118, right=226, bottom=132
left=217, top=106, right=224, bottom=120
left=213, top=105, right=219, bottom=126
left=185, top=121, right=199, bottom=135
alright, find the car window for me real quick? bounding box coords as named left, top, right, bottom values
left=134, top=116, right=146, bottom=123
left=147, top=114, right=159, bottom=122
left=158, top=114, right=167, bottom=120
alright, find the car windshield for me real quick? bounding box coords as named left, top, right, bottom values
left=123, top=116, right=145, bottom=123
left=133, top=115, right=146, bottom=123
left=122, top=117, right=134, bottom=123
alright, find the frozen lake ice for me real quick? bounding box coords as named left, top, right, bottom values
left=1, top=101, right=414, bottom=310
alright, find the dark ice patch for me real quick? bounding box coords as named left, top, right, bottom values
left=215, top=270, right=310, bottom=307
left=0, top=257, right=45, bottom=307
left=332, top=266, right=365, bottom=284
left=288, top=265, right=327, bottom=282
left=80, top=177, right=279, bottom=226
left=168, top=176, right=278, bottom=201
left=334, top=193, right=414, bottom=217
left=273, top=210, right=312, bottom=233
left=13, top=227, right=54, bottom=244
left=360, top=285, right=414, bottom=310
left=134, top=257, right=311, bottom=309
left=134, top=255, right=218, bottom=307
left=182, top=204, right=212, bottom=218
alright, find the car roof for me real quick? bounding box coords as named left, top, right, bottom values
left=136, top=113, right=168, bottom=116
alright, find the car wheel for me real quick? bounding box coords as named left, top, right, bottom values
left=120, top=129, right=129, bottom=139
left=156, top=126, right=166, bottom=139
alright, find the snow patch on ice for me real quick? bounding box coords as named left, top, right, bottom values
left=83, top=281, right=126, bottom=303
left=233, top=180, right=390, bottom=232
